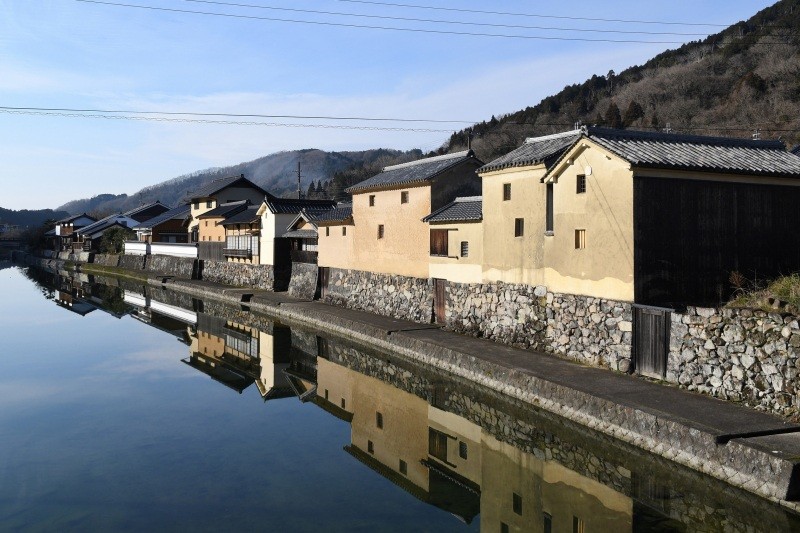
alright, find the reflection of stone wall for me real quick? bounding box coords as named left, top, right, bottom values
left=446, top=281, right=633, bottom=372
left=145, top=255, right=196, bottom=279
left=287, top=262, right=318, bottom=300
left=201, top=260, right=275, bottom=290
left=324, top=268, right=433, bottom=323
left=669, top=306, right=800, bottom=416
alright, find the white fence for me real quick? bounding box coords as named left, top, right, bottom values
left=124, top=241, right=198, bottom=258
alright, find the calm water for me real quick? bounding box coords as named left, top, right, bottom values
left=2, top=264, right=800, bottom=532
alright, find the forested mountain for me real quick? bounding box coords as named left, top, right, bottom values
left=437, top=0, right=800, bottom=163
left=57, top=148, right=419, bottom=215
left=0, top=207, right=69, bottom=228
left=57, top=0, right=800, bottom=213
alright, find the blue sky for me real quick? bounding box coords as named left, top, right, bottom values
left=0, top=0, right=776, bottom=209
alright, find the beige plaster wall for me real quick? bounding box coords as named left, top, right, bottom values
left=197, top=216, right=226, bottom=242
left=258, top=211, right=296, bottom=265
left=428, top=221, right=484, bottom=284
left=351, top=185, right=431, bottom=278
left=189, top=186, right=265, bottom=231
left=480, top=166, right=548, bottom=285
left=427, top=406, right=482, bottom=485
left=318, top=223, right=355, bottom=270
left=543, top=141, right=635, bottom=301
left=316, top=358, right=355, bottom=414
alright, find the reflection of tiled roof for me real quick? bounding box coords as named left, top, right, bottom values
left=197, top=200, right=249, bottom=219
left=346, top=150, right=482, bottom=193
left=478, top=130, right=582, bottom=173
left=423, top=196, right=482, bottom=223
left=263, top=195, right=336, bottom=215
left=547, top=126, right=800, bottom=178
left=134, top=204, right=190, bottom=230
left=185, top=175, right=268, bottom=201
left=220, top=205, right=260, bottom=226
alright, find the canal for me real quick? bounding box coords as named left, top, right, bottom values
left=2, top=264, right=800, bottom=532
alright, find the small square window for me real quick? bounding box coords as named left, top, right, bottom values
left=575, top=229, right=586, bottom=249
left=513, top=492, right=522, bottom=515
left=573, top=516, right=585, bottom=533
left=577, top=174, right=586, bottom=194
left=193, top=202, right=199, bottom=210
left=367, top=440, right=374, bottom=454
left=206, top=200, right=212, bottom=208
left=503, top=183, right=511, bottom=201
left=544, top=513, right=553, bottom=533
left=399, top=459, right=408, bottom=475
left=460, top=241, right=469, bottom=257
left=459, top=441, right=468, bottom=459
left=324, top=389, right=329, bottom=400
left=325, top=227, right=330, bottom=237
left=378, top=224, right=384, bottom=239
left=501, top=524, right=509, bottom=533
left=369, top=195, right=375, bottom=207
left=341, top=398, right=346, bottom=409
left=342, top=226, right=347, bottom=236
left=376, top=412, right=383, bottom=429
left=401, top=191, right=409, bottom=204
left=514, top=218, right=524, bottom=237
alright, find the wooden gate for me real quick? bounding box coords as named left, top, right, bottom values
left=318, top=267, right=330, bottom=300
left=632, top=305, right=671, bottom=378
left=433, top=278, right=447, bottom=324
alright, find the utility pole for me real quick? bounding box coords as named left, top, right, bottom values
left=297, top=160, right=302, bottom=199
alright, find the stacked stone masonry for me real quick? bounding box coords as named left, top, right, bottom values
left=324, top=268, right=433, bottom=323
left=287, top=262, right=318, bottom=300
left=669, top=306, right=800, bottom=417
left=201, top=260, right=275, bottom=290
left=145, top=255, right=196, bottom=279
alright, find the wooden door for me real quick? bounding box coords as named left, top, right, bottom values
left=633, top=305, right=671, bottom=378
left=433, top=278, right=447, bottom=324
left=318, top=267, right=330, bottom=300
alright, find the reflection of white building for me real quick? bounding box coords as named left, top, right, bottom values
left=124, top=289, right=196, bottom=343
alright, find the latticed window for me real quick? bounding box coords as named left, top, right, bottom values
left=503, top=183, right=511, bottom=201
left=430, top=229, right=448, bottom=256
left=460, top=241, right=469, bottom=257
left=428, top=428, right=448, bottom=462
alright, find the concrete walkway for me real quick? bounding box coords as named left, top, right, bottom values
left=96, top=269, right=800, bottom=506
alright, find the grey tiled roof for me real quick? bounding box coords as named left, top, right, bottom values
left=263, top=195, right=336, bottom=215
left=122, top=201, right=169, bottom=220
left=423, top=196, right=482, bottom=223
left=478, top=130, right=583, bottom=173
left=56, top=213, right=96, bottom=224
left=548, top=126, right=800, bottom=178
left=197, top=200, right=249, bottom=219
left=185, top=175, right=267, bottom=201
left=76, top=215, right=132, bottom=237
left=221, top=205, right=260, bottom=226
left=281, top=229, right=318, bottom=239
left=315, top=204, right=353, bottom=224
left=346, top=150, right=481, bottom=193
left=134, top=204, right=190, bottom=230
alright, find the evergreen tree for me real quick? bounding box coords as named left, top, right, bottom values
left=604, top=102, right=623, bottom=129
left=623, top=101, right=645, bottom=127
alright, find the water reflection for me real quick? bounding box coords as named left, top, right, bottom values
left=19, top=265, right=800, bottom=532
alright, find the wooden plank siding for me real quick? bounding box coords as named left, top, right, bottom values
left=633, top=176, right=800, bottom=308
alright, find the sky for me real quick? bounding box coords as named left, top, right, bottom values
left=0, top=0, right=777, bottom=209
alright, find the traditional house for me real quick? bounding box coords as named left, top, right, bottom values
left=52, top=213, right=97, bottom=251
left=476, top=130, right=583, bottom=286
left=133, top=204, right=191, bottom=243
left=256, top=195, right=335, bottom=287
left=542, top=126, right=800, bottom=307
left=282, top=206, right=337, bottom=265
left=342, top=150, right=483, bottom=279
left=122, top=201, right=170, bottom=224
left=423, top=196, right=483, bottom=285
left=196, top=200, right=250, bottom=243
left=186, top=175, right=268, bottom=242
left=221, top=205, right=261, bottom=264
left=73, top=213, right=139, bottom=252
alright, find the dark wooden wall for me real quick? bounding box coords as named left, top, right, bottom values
left=633, top=176, right=800, bottom=308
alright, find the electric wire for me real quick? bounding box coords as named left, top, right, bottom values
left=184, top=0, right=713, bottom=37
left=73, top=0, right=718, bottom=44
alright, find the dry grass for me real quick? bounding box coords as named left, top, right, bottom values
left=729, top=273, right=800, bottom=312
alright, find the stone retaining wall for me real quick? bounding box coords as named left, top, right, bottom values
left=93, top=254, right=121, bottom=267
left=145, top=254, right=196, bottom=279
left=119, top=254, right=146, bottom=270
left=201, top=260, right=275, bottom=290
left=324, top=267, right=433, bottom=323
left=669, top=306, right=800, bottom=416
left=446, top=280, right=633, bottom=372
left=287, top=262, right=318, bottom=300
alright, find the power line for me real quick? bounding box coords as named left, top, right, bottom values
left=0, top=105, right=476, bottom=124
left=334, top=0, right=732, bottom=28
left=73, top=0, right=705, bottom=44
left=184, top=0, right=712, bottom=37
left=1, top=105, right=797, bottom=135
